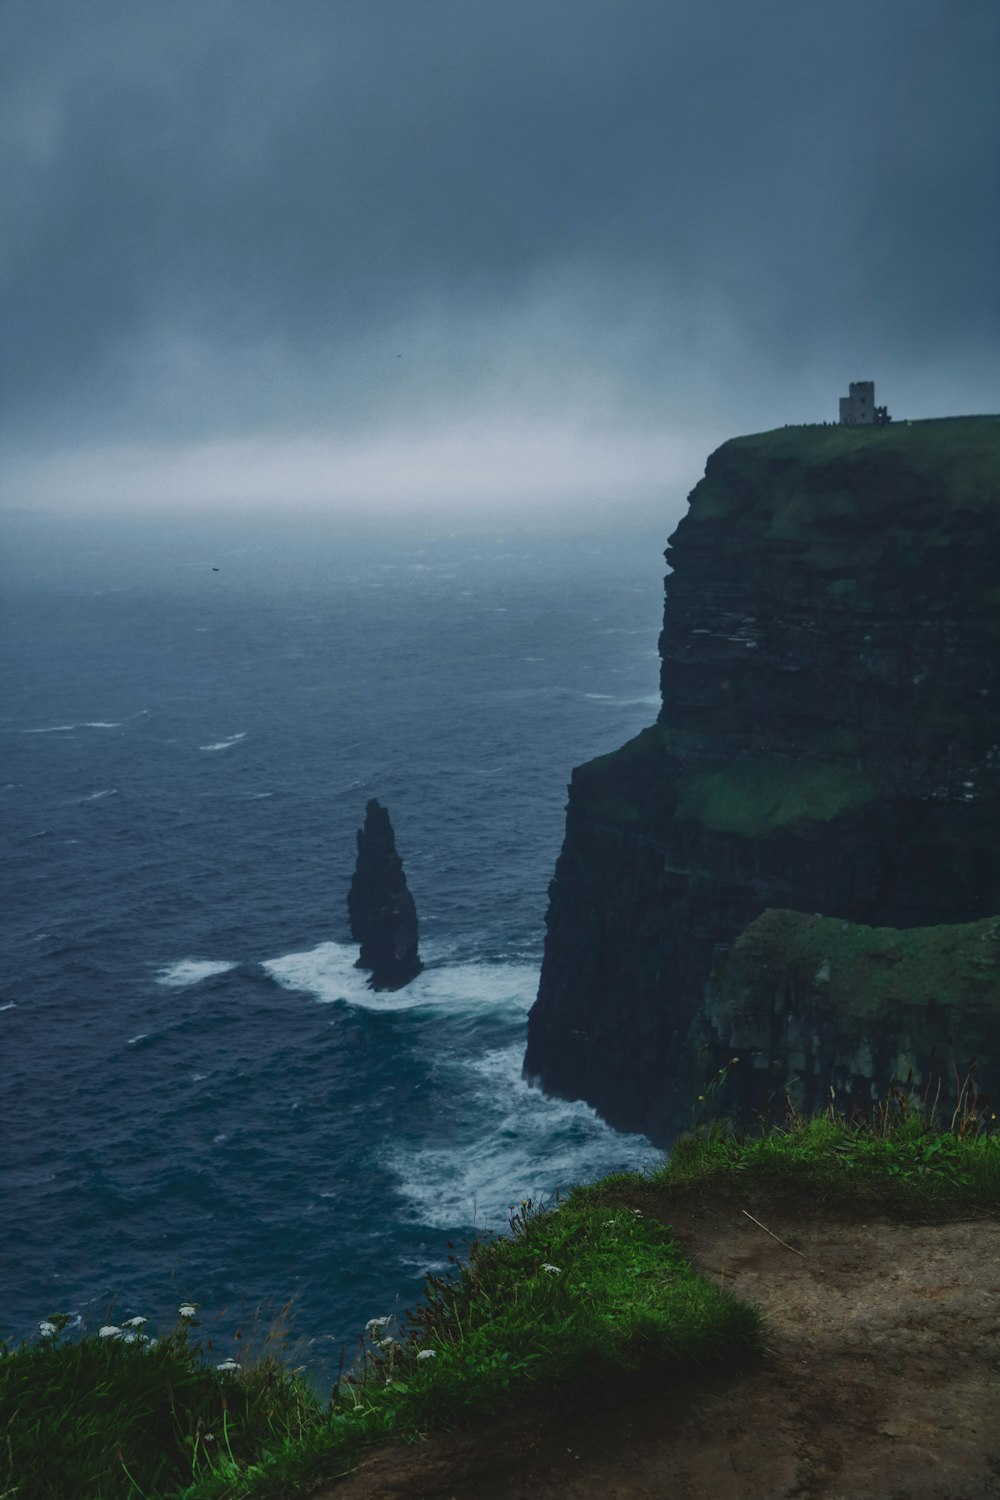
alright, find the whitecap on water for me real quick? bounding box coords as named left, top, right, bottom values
left=199, top=732, right=247, bottom=752
left=155, top=959, right=239, bottom=988
left=0, top=1002, right=17, bottom=1013
left=262, top=942, right=374, bottom=1007
left=262, top=941, right=536, bottom=1017
left=22, top=721, right=121, bottom=733
left=384, top=1041, right=660, bottom=1232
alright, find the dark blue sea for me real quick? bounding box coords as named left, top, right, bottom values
left=0, top=507, right=672, bottom=1383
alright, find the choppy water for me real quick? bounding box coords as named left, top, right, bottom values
left=0, top=509, right=670, bottom=1380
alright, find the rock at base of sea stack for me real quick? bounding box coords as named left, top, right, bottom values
left=347, top=798, right=422, bottom=991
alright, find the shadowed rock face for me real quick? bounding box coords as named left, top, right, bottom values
left=348, top=799, right=421, bottom=991
left=524, top=417, right=1000, bottom=1146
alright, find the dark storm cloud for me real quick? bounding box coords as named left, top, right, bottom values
left=1, top=0, right=997, bottom=503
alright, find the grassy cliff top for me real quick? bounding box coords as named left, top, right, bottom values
left=716, top=908, right=1000, bottom=1032
left=680, top=414, right=1000, bottom=533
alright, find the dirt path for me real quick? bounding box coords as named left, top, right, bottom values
left=315, top=1195, right=1000, bottom=1500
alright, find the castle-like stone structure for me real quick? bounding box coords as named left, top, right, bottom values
left=839, top=380, right=891, bottom=426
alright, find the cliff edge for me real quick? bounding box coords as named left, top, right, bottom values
left=524, top=417, right=1000, bottom=1143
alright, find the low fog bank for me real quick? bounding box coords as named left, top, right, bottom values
left=0, top=418, right=711, bottom=524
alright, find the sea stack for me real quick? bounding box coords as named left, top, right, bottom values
left=348, top=799, right=422, bottom=991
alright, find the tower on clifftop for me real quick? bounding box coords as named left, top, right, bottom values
left=839, top=380, right=891, bottom=426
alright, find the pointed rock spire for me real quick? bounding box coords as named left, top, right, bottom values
left=347, top=799, right=422, bottom=991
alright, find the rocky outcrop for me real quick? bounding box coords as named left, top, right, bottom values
left=691, top=909, right=1000, bottom=1122
left=348, top=799, right=422, bottom=991
left=524, top=417, right=1000, bottom=1145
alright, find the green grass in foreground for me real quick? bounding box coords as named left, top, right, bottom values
left=4, top=1085, right=996, bottom=1500
left=656, top=1080, right=1000, bottom=1220
left=1, top=1200, right=758, bottom=1500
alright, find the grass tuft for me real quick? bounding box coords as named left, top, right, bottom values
left=659, top=1067, right=1000, bottom=1220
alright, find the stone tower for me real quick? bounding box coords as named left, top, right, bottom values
left=839, top=380, right=876, bottom=425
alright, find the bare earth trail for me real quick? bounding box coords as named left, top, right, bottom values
left=315, top=1192, right=1000, bottom=1500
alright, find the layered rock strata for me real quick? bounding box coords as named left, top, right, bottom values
left=348, top=799, right=422, bottom=991
left=524, top=417, right=1000, bottom=1145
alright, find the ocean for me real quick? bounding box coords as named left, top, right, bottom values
left=0, top=507, right=670, bottom=1383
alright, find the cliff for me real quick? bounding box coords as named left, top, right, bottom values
left=524, top=417, right=1000, bottom=1144
left=693, top=909, right=1000, bottom=1120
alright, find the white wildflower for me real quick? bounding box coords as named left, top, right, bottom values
left=122, top=1332, right=139, bottom=1345
left=143, top=1339, right=158, bottom=1352
left=540, top=1263, right=561, bottom=1275
left=365, top=1316, right=390, bottom=1333
left=38, top=1321, right=57, bottom=1338
left=416, top=1348, right=437, bottom=1361
left=122, top=1316, right=147, bottom=1328
left=216, top=1359, right=240, bottom=1372
left=99, top=1325, right=122, bottom=1338
left=178, top=1304, right=197, bottom=1318
left=376, top=1336, right=398, bottom=1352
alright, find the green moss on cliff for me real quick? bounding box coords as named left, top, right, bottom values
left=572, top=725, right=674, bottom=829
left=675, top=760, right=875, bottom=836
left=718, top=909, right=1000, bottom=1030
left=684, top=417, right=1000, bottom=550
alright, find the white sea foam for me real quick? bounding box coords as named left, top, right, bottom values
left=0, top=1002, right=16, bottom=1013
left=155, top=959, right=239, bottom=988
left=128, top=1033, right=149, bottom=1045
left=22, top=721, right=121, bottom=733
left=82, top=788, right=117, bottom=801
left=384, top=1041, right=659, bottom=1232
left=199, top=732, right=247, bottom=752
left=262, top=942, right=535, bottom=1017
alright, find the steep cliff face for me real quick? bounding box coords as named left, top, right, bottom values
left=524, top=417, right=1000, bottom=1145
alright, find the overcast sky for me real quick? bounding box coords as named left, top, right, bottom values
left=2, top=0, right=997, bottom=515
